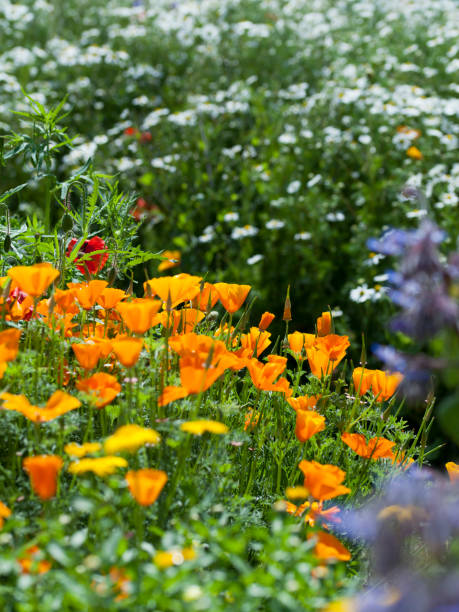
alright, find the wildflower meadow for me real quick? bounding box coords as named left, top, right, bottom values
left=0, top=0, right=458, bottom=610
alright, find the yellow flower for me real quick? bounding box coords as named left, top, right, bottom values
left=104, top=424, right=160, bottom=454
left=64, top=442, right=102, bottom=458
left=180, top=420, right=228, bottom=435
left=322, top=599, right=356, bottom=612
left=406, top=146, right=423, bottom=160
left=68, top=456, right=127, bottom=476
left=154, top=547, right=196, bottom=569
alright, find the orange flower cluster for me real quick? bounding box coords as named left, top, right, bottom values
left=341, top=433, right=396, bottom=460
left=352, top=367, right=403, bottom=402
left=298, top=460, right=351, bottom=501
left=1, top=391, right=81, bottom=423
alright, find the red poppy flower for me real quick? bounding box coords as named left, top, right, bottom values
left=67, top=237, right=109, bottom=275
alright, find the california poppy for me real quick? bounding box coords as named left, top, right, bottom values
left=287, top=394, right=321, bottom=411
left=67, top=236, right=109, bottom=275
left=23, top=455, right=63, bottom=500
left=192, top=282, right=219, bottom=311
left=157, top=250, right=181, bottom=272
left=310, top=530, right=351, bottom=562
left=298, top=460, right=350, bottom=501
left=258, top=311, right=275, bottom=331
left=341, top=433, right=395, bottom=460
left=111, top=337, right=143, bottom=368
left=445, top=461, right=459, bottom=482
left=76, top=372, right=121, bottom=408
left=246, top=355, right=291, bottom=396
left=0, top=328, right=21, bottom=362
left=236, top=328, right=271, bottom=359
left=306, top=334, right=350, bottom=378
left=96, top=288, right=127, bottom=310
left=8, top=263, right=59, bottom=297
left=53, top=288, right=79, bottom=314
left=126, top=469, right=168, bottom=506
left=1, top=390, right=81, bottom=423
left=70, top=280, right=108, bottom=310
left=316, top=312, right=332, bottom=336
left=156, top=308, right=205, bottom=335
left=144, top=274, right=201, bottom=308
left=287, top=331, right=315, bottom=356
left=352, top=367, right=403, bottom=402
left=116, top=299, right=162, bottom=334
left=214, top=282, right=251, bottom=314
left=72, top=342, right=104, bottom=370
left=295, top=409, right=326, bottom=442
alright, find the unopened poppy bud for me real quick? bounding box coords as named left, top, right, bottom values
left=283, top=286, right=292, bottom=322
left=258, top=311, right=275, bottom=331
left=316, top=312, right=332, bottom=336
left=3, top=234, right=11, bottom=252
left=61, top=214, right=73, bottom=233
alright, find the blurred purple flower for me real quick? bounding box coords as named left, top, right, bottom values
left=340, top=470, right=459, bottom=612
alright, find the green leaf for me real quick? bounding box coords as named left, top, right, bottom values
left=0, top=183, right=28, bottom=203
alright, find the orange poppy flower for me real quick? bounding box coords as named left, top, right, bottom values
left=125, top=469, right=168, bottom=506
left=258, top=311, right=275, bottom=331
left=18, top=546, right=52, bottom=574
left=76, top=372, right=121, bottom=408
left=237, top=327, right=271, bottom=359
left=158, top=250, right=181, bottom=272
left=214, top=282, right=251, bottom=314
left=53, top=289, right=79, bottom=314
left=295, top=409, right=326, bottom=442
left=72, top=342, right=104, bottom=370
left=168, top=332, right=239, bottom=370
left=116, top=298, right=162, bottom=334
left=445, top=461, right=459, bottom=482
left=156, top=308, right=205, bottom=335
left=341, top=433, right=395, bottom=460
left=0, top=500, right=11, bottom=528
left=69, top=280, right=108, bottom=310
left=306, top=334, right=350, bottom=378
left=111, top=337, right=143, bottom=368
left=310, top=531, right=351, bottom=562
left=0, top=328, right=21, bottom=362
left=316, top=312, right=332, bottom=336
left=96, top=288, right=127, bottom=310
left=246, top=355, right=290, bottom=394
left=1, top=390, right=81, bottom=423
left=8, top=263, right=59, bottom=297
left=23, top=455, right=63, bottom=500
left=287, top=331, right=315, bottom=355
left=352, top=368, right=403, bottom=402
left=158, top=334, right=239, bottom=406
left=287, top=394, right=321, bottom=411
left=192, top=282, right=219, bottom=311
left=158, top=357, right=227, bottom=406
left=298, top=460, right=351, bottom=501
left=144, top=274, right=201, bottom=308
